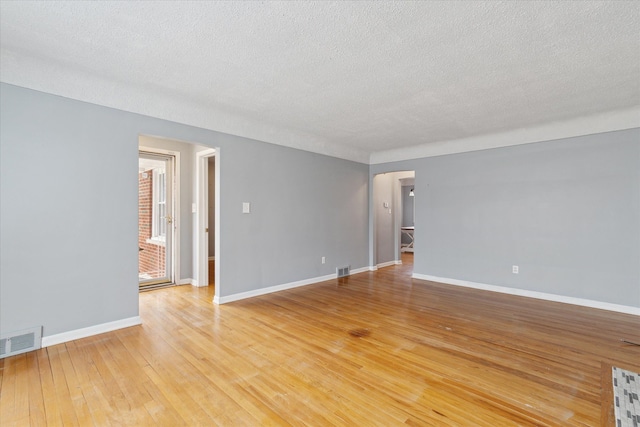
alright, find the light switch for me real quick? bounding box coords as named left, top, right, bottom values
left=191, top=203, right=197, bottom=213
left=242, top=202, right=250, bottom=214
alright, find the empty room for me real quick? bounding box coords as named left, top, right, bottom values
left=1, top=1, right=639, bottom=426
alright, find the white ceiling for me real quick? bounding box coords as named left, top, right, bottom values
left=1, top=1, right=639, bottom=164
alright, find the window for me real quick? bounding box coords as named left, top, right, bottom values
left=151, top=168, right=166, bottom=242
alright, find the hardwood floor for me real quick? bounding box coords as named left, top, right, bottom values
left=209, top=259, right=215, bottom=286
left=1, top=254, right=639, bottom=426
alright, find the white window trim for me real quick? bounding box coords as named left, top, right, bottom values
left=151, top=168, right=166, bottom=240
left=145, top=236, right=166, bottom=246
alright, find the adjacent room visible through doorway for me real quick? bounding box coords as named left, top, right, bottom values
left=373, top=170, right=415, bottom=274
left=207, top=155, right=215, bottom=287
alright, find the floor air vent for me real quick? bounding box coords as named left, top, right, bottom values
left=0, top=326, right=42, bottom=359
left=337, top=265, right=351, bottom=278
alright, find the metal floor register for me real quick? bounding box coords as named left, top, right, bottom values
left=613, top=367, right=640, bottom=427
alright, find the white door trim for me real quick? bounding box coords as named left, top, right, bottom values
left=195, top=148, right=218, bottom=297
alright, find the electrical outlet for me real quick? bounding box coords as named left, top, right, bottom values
left=322, top=256, right=326, bottom=264
left=512, top=265, right=519, bottom=274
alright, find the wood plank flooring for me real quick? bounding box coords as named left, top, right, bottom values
left=1, top=254, right=639, bottom=426
left=209, top=259, right=215, bottom=286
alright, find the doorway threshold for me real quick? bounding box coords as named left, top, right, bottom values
left=139, top=282, right=176, bottom=292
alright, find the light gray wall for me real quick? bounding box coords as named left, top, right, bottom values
left=0, top=83, right=369, bottom=338
left=139, top=135, right=196, bottom=280
left=371, top=128, right=640, bottom=308
left=222, top=138, right=369, bottom=291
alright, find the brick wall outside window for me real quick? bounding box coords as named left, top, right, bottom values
left=139, top=169, right=165, bottom=279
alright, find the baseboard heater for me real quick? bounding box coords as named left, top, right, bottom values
left=0, top=326, right=42, bottom=359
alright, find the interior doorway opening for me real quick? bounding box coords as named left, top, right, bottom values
left=195, top=148, right=219, bottom=301
left=207, top=156, right=216, bottom=287
left=372, top=170, right=415, bottom=272
left=136, top=135, right=221, bottom=300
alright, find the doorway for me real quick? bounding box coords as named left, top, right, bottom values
left=207, top=156, right=216, bottom=286
left=372, top=171, right=415, bottom=270
left=399, top=177, right=415, bottom=254
left=195, top=148, right=219, bottom=296
left=138, top=151, right=176, bottom=288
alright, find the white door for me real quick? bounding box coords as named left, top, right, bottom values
left=138, top=152, right=175, bottom=287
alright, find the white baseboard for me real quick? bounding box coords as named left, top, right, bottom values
left=214, top=273, right=336, bottom=304
left=214, top=266, right=371, bottom=304
left=412, top=273, right=640, bottom=316
left=41, top=316, right=142, bottom=348
left=376, top=260, right=402, bottom=268
left=179, top=278, right=209, bottom=287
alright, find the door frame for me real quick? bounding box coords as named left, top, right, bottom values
left=139, top=146, right=181, bottom=286
left=370, top=170, right=415, bottom=268
left=195, top=148, right=220, bottom=299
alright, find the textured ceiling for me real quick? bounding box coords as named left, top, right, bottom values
left=1, top=1, right=639, bottom=163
